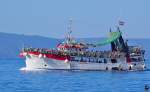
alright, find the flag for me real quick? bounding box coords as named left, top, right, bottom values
left=119, top=21, right=125, bottom=26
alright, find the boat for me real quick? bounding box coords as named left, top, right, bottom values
left=20, top=22, right=146, bottom=71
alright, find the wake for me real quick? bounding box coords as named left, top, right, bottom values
left=20, top=67, right=45, bottom=71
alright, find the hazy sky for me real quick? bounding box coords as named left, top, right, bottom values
left=0, top=0, right=149, bottom=38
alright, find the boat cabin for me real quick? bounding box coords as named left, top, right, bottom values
left=57, top=42, right=88, bottom=52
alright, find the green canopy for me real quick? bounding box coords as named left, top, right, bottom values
left=96, top=31, right=121, bottom=46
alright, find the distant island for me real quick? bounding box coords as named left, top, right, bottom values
left=0, top=32, right=59, bottom=59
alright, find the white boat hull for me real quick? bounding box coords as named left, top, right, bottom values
left=24, top=54, right=145, bottom=71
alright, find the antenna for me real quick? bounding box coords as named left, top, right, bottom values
left=66, top=18, right=73, bottom=44
left=68, top=18, right=73, bottom=38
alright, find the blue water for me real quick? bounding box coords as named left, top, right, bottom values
left=1, top=39, right=150, bottom=92
left=0, top=60, right=150, bottom=92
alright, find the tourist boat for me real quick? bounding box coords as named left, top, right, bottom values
left=20, top=23, right=146, bottom=71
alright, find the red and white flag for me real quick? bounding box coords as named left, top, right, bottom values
left=119, top=20, right=125, bottom=26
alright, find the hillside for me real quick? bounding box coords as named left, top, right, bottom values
left=0, top=32, right=60, bottom=58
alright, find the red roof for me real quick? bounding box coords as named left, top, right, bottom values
left=21, top=51, right=70, bottom=61
left=57, top=43, right=87, bottom=49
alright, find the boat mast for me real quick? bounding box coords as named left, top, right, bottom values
left=66, top=18, right=73, bottom=44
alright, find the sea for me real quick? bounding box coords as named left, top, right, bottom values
left=0, top=39, right=150, bottom=92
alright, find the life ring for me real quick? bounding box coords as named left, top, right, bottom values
left=38, top=54, right=42, bottom=58
left=43, top=54, right=46, bottom=58
left=64, top=59, right=69, bottom=63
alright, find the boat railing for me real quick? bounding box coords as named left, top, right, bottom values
left=22, top=47, right=127, bottom=58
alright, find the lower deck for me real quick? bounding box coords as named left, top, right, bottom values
left=24, top=54, right=145, bottom=71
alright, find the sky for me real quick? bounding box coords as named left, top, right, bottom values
left=0, top=0, right=149, bottom=38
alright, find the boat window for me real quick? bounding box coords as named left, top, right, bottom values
left=131, top=58, right=138, bottom=62
left=98, top=60, right=102, bottom=63
left=111, top=59, right=117, bottom=63
left=131, top=57, right=144, bottom=62
left=138, top=57, right=143, bottom=61
left=104, top=59, right=107, bottom=63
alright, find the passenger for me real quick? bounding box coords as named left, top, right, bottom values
left=104, top=59, right=107, bottom=63
left=89, top=58, right=90, bottom=62
left=96, top=58, right=99, bottom=63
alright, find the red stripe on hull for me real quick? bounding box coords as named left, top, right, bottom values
left=26, top=52, right=70, bottom=61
